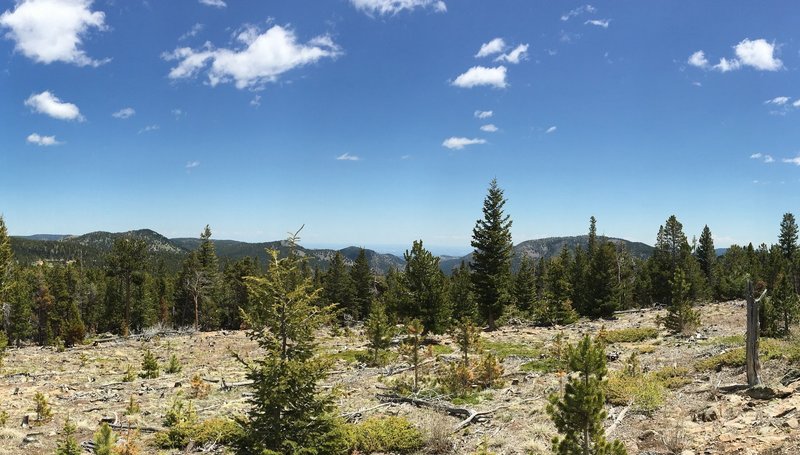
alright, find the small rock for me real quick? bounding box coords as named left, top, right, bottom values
left=718, top=433, right=736, bottom=442
left=785, top=418, right=799, bottom=429
left=694, top=405, right=721, bottom=422
left=639, top=429, right=659, bottom=443
left=681, top=450, right=695, bottom=455
left=746, top=385, right=793, bottom=400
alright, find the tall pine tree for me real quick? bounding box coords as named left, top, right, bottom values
left=696, top=225, right=716, bottom=289
left=106, top=237, right=148, bottom=336
left=471, top=179, right=513, bottom=330
left=350, top=248, right=374, bottom=320
left=404, top=240, right=451, bottom=334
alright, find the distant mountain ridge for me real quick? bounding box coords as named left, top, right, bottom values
left=11, top=230, right=655, bottom=275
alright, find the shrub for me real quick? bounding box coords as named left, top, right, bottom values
left=122, top=364, right=136, bottom=382
left=474, top=353, right=504, bottom=389
left=653, top=366, right=692, bottom=389
left=190, top=373, right=211, bottom=399
left=0, top=331, right=7, bottom=369
left=93, top=423, right=118, bottom=455
left=55, top=418, right=81, bottom=455
left=347, top=416, right=424, bottom=453
left=165, top=353, right=182, bottom=374
left=33, top=392, right=52, bottom=422
left=605, top=373, right=666, bottom=414
left=0, top=409, right=8, bottom=427
left=155, top=416, right=242, bottom=449
left=125, top=396, right=140, bottom=415
left=604, top=327, right=659, bottom=344
left=140, top=348, right=159, bottom=379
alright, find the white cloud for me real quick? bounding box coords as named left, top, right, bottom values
left=164, top=24, right=341, bottom=90
left=199, top=0, right=225, bottom=7
left=783, top=155, right=800, bottom=166
left=474, top=110, right=493, bottom=119
left=735, top=38, right=782, bottom=71
left=171, top=108, right=184, bottom=118
left=764, top=155, right=775, bottom=163
left=480, top=124, right=498, bottom=132
left=25, top=91, right=83, bottom=121
left=451, top=66, right=507, bottom=89
left=692, top=38, right=782, bottom=73
left=442, top=137, right=486, bottom=150
left=495, top=43, right=528, bottom=64
left=186, top=160, right=200, bottom=169
left=250, top=94, right=261, bottom=107
left=765, top=96, right=790, bottom=106
left=688, top=50, right=709, bottom=68
left=112, top=107, right=135, bottom=119
left=179, top=23, right=204, bottom=41
left=561, top=4, right=595, bottom=21
left=336, top=152, right=360, bottom=161
left=138, top=124, right=159, bottom=134
left=350, top=0, right=446, bottom=16
left=546, top=126, right=557, bottom=133
left=584, top=19, right=610, bottom=28
left=26, top=133, right=61, bottom=146
left=475, top=38, right=505, bottom=58
left=692, top=81, right=702, bottom=87
left=0, top=0, right=107, bottom=66
left=750, top=152, right=775, bottom=163
left=750, top=153, right=763, bottom=159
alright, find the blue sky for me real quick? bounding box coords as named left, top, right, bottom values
left=1, top=0, right=798, bottom=255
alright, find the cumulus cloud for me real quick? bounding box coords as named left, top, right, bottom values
left=350, top=0, right=446, bottom=16
left=442, top=137, right=486, bottom=150
left=691, top=38, right=782, bottom=73
left=688, top=50, right=709, bottom=68
left=474, top=110, right=493, bottom=119
left=336, top=152, right=360, bottom=161
left=475, top=38, right=505, bottom=58
left=783, top=155, right=800, bottom=166
left=164, top=24, right=341, bottom=90
left=138, top=124, right=159, bottom=134
left=480, top=124, right=498, bottom=132
left=26, top=133, right=61, bottom=146
left=765, top=97, right=790, bottom=106
left=561, top=4, right=595, bottom=21
left=452, top=66, right=507, bottom=89
left=584, top=19, right=610, bottom=28
left=199, top=0, right=226, bottom=7
left=794, top=100, right=800, bottom=108
left=0, top=0, right=107, bottom=66
left=25, top=91, right=83, bottom=121
left=112, top=107, right=135, bottom=119
left=495, top=43, right=528, bottom=64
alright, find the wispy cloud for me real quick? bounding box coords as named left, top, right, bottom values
left=250, top=94, right=261, bottom=107
left=765, top=96, right=790, bottom=106
left=185, top=160, right=200, bottom=169
left=442, top=137, right=486, bottom=150
left=495, top=43, right=528, bottom=64
left=138, top=124, right=159, bottom=134
left=546, top=126, right=557, bottom=134
left=164, top=25, right=341, bottom=90
left=561, top=4, right=595, bottom=21
left=475, top=38, right=505, bottom=58
left=350, top=0, right=446, bottom=16
left=480, top=124, right=498, bottom=132
left=452, top=66, right=507, bottom=89
left=750, top=152, right=775, bottom=163
left=198, top=0, right=226, bottom=8
left=26, top=133, right=61, bottom=146
left=0, top=0, right=108, bottom=66
left=171, top=108, right=184, bottom=118
left=690, top=38, right=783, bottom=73
left=25, top=91, right=84, bottom=121
left=179, top=23, right=204, bottom=41
left=584, top=19, right=610, bottom=28
left=336, top=152, right=360, bottom=161
left=474, top=110, right=493, bottom=119
left=112, top=107, right=135, bottom=119
left=783, top=155, right=800, bottom=166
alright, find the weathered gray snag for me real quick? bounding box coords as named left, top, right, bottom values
left=746, top=280, right=767, bottom=387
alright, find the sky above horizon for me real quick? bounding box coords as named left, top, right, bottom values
left=1, top=0, right=799, bottom=255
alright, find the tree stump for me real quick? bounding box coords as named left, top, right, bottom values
left=746, top=280, right=767, bottom=387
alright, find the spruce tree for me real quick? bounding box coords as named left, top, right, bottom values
left=547, top=335, right=627, bottom=455
left=364, top=299, right=393, bottom=366
left=471, top=179, right=513, bottom=330
left=663, top=267, right=700, bottom=334
left=696, top=225, right=716, bottom=287
left=404, top=240, right=451, bottom=334
left=586, top=242, right=618, bottom=319
left=351, top=248, right=374, bottom=320
left=449, top=261, right=477, bottom=321
left=779, top=213, right=798, bottom=262
left=0, top=216, right=13, bottom=334
left=55, top=418, right=82, bottom=455
left=196, top=225, right=222, bottom=328
left=323, top=251, right=355, bottom=321
left=236, top=233, right=347, bottom=454
left=539, top=246, right=577, bottom=326
left=514, top=257, right=537, bottom=313
left=649, top=215, right=703, bottom=306
left=106, top=237, right=148, bottom=337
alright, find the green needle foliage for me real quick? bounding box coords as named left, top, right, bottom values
left=235, top=230, right=348, bottom=455
left=547, top=335, right=627, bottom=455
left=140, top=348, right=160, bottom=379
left=364, top=299, right=393, bottom=366
left=55, top=418, right=81, bottom=455
left=93, top=423, right=118, bottom=455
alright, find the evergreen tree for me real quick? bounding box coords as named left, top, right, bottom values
left=663, top=267, right=700, bottom=334
left=350, top=248, right=374, bottom=320
left=649, top=215, right=703, bottom=305
left=34, top=270, right=55, bottom=345
left=93, top=423, right=118, bottom=455
left=236, top=234, right=347, bottom=454
left=382, top=267, right=408, bottom=322
left=538, top=247, right=577, bottom=326
left=587, top=216, right=598, bottom=257
left=0, top=216, right=13, bottom=335
left=613, top=244, right=635, bottom=311
left=323, top=251, right=355, bottom=321
left=769, top=272, right=799, bottom=336
left=196, top=225, right=222, bottom=328
left=6, top=268, right=33, bottom=344
left=514, top=257, right=537, bottom=313
left=106, top=237, right=148, bottom=336
left=471, top=179, right=513, bottom=330
left=55, top=418, right=82, bottom=455
left=586, top=242, right=618, bottom=318
left=779, top=213, right=798, bottom=262
left=403, top=240, right=450, bottom=334
left=449, top=261, right=477, bottom=321
left=696, top=225, right=716, bottom=288
left=547, top=335, right=627, bottom=455
left=364, top=299, right=393, bottom=366
left=570, top=246, right=589, bottom=315
left=221, top=257, right=259, bottom=329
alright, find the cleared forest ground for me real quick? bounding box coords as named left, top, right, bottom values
left=2, top=301, right=800, bottom=454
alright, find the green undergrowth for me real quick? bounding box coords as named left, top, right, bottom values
left=695, top=337, right=800, bottom=371
left=603, top=327, right=659, bottom=344
left=482, top=341, right=542, bottom=359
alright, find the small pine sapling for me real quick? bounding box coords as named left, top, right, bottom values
left=55, top=417, right=81, bottom=455
left=126, top=395, right=140, bottom=415
left=122, top=364, right=136, bottom=382
left=33, top=392, right=52, bottom=422
left=165, top=354, right=182, bottom=374
left=140, top=348, right=160, bottom=379
left=399, top=319, right=426, bottom=392
left=93, top=422, right=118, bottom=455
left=364, top=299, right=393, bottom=366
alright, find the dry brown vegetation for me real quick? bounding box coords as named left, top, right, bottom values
left=2, top=301, right=800, bottom=454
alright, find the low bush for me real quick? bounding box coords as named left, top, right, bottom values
left=347, top=416, right=424, bottom=454
left=604, top=327, right=659, bottom=344
left=605, top=372, right=666, bottom=414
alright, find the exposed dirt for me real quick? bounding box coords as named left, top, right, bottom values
left=2, top=301, right=800, bottom=454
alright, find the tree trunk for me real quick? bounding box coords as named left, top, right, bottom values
left=746, top=280, right=764, bottom=387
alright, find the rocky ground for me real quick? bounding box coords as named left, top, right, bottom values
left=2, top=300, right=800, bottom=454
